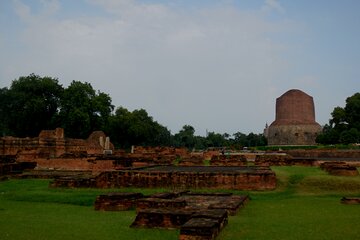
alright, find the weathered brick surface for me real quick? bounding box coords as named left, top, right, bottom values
left=210, top=155, right=247, bottom=166
left=94, top=192, right=144, bottom=211
left=22, top=170, right=93, bottom=179
left=190, top=209, right=228, bottom=230
left=255, top=154, right=293, bottom=166
left=93, top=166, right=276, bottom=190
left=266, top=89, right=322, bottom=145
left=208, top=195, right=249, bottom=216
left=50, top=175, right=97, bottom=188
left=130, top=208, right=196, bottom=229
left=179, top=218, right=220, bottom=240
left=136, top=198, right=187, bottom=211
left=35, top=158, right=115, bottom=172
left=132, top=146, right=189, bottom=159
left=93, top=191, right=247, bottom=239
left=0, top=162, right=36, bottom=176
left=341, top=197, right=360, bottom=204
left=320, top=161, right=359, bottom=176
left=0, top=128, right=113, bottom=159
left=178, top=156, right=204, bottom=166
left=286, top=149, right=360, bottom=159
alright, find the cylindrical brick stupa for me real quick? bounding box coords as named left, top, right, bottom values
left=266, top=89, right=322, bottom=145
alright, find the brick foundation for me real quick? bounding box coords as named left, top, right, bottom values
left=320, top=162, right=359, bottom=176
left=93, top=166, right=276, bottom=190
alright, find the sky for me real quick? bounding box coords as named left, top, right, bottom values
left=0, top=0, right=359, bottom=136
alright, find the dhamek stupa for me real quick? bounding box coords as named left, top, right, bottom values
left=264, top=89, right=322, bottom=145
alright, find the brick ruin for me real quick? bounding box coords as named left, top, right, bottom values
left=210, top=155, right=247, bottom=166
left=1, top=128, right=360, bottom=191
left=50, top=165, right=276, bottom=191
left=0, top=128, right=118, bottom=175
left=341, top=197, right=360, bottom=204
left=94, top=191, right=249, bottom=240
left=320, top=161, right=359, bottom=176
left=0, top=128, right=114, bottom=159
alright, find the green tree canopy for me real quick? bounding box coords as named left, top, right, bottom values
left=58, top=80, right=114, bottom=138
left=106, top=107, right=171, bottom=148
left=0, top=74, right=63, bottom=137
left=317, top=92, right=360, bottom=144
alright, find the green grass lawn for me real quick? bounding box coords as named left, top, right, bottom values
left=1, top=167, right=360, bottom=240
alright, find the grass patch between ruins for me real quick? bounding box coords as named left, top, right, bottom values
left=1, top=166, right=360, bottom=240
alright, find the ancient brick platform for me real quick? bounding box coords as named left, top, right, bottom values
left=0, top=162, right=37, bottom=176
left=254, top=154, right=293, bottom=166
left=208, top=195, right=249, bottom=216
left=94, top=191, right=248, bottom=239
left=136, top=198, right=187, bottom=211
left=94, top=166, right=276, bottom=190
left=94, top=192, right=144, bottom=211
left=341, top=197, right=360, bottom=204
left=130, top=208, right=196, bottom=229
left=320, top=162, right=359, bottom=176
left=179, top=217, right=221, bottom=240
left=210, top=155, right=247, bottom=166
left=178, top=156, right=205, bottom=166
left=50, top=175, right=97, bottom=188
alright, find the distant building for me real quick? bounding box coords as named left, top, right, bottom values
left=264, top=89, right=322, bottom=145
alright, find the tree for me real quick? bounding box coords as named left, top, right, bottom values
left=106, top=107, right=171, bottom=148
left=339, top=128, right=360, bottom=144
left=206, top=132, right=226, bottom=148
left=317, top=92, right=360, bottom=144
left=58, top=81, right=113, bottom=138
left=0, top=88, right=11, bottom=136
left=232, top=132, right=248, bottom=147
left=0, top=74, right=63, bottom=137
left=344, top=93, right=360, bottom=130
left=173, top=125, right=196, bottom=149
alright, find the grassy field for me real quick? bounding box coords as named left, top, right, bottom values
left=1, top=166, right=360, bottom=240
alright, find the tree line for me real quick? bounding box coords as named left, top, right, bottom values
left=0, top=74, right=266, bottom=149
left=316, top=92, right=360, bottom=144
left=0, top=74, right=358, bottom=148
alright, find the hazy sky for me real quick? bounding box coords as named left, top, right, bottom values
left=1, top=0, right=359, bottom=136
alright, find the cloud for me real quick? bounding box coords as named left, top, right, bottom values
left=263, top=0, right=285, bottom=14
left=13, top=0, right=60, bottom=22
left=4, top=0, right=294, bottom=135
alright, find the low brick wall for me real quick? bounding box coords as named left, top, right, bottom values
left=35, top=158, right=115, bottom=172
left=341, top=197, right=360, bottom=204
left=94, top=192, right=144, bottom=211
left=94, top=166, right=276, bottom=190
left=0, top=162, right=37, bottom=176
left=210, top=155, right=247, bottom=166
left=94, top=191, right=248, bottom=239
left=320, top=162, right=359, bottom=176
left=255, top=154, right=293, bottom=166
left=285, top=149, right=360, bottom=159
left=178, top=156, right=204, bottom=166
